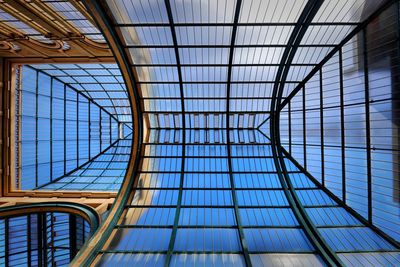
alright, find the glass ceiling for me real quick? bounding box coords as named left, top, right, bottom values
left=5, top=0, right=400, bottom=266
left=71, top=0, right=400, bottom=266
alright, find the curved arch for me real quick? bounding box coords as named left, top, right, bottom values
left=81, top=38, right=110, bottom=50
left=162, top=0, right=187, bottom=265
left=70, top=0, right=144, bottom=265
left=225, top=0, right=252, bottom=266
left=0, top=41, right=20, bottom=52
left=269, top=0, right=344, bottom=266
left=28, top=39, right=69, bottom=51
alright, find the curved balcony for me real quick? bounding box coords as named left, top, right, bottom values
left=0, top=202, right=99, bottom=266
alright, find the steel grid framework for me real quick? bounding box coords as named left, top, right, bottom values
left=70, top=0, right=400, bottom=266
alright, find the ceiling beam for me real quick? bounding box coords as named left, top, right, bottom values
left=1, top=0, right=72, bottom=38
left=0, top=0, right=112, bottom=58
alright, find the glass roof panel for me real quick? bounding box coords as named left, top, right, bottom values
left=313, top=0, right=386, bottom=22
left=136, top=66, right=179, bottom=82
left=176, top=26, right=232, bottom=45
left=233, top=47, right=284, bottom=65
left=128, top=48, right=176, bottom=65
left=236, top=26, right=294, bottom=46
left=179, top=48, right=229, bottom=64
left=123, top=26, right=173, bottom=46
left=107, top=0, right=169, bottom=23
left=302, top=25, right=355, bottom=45
left=239, top=0, right=307, bottom=23
left=170, top=0, right=237, bottom=23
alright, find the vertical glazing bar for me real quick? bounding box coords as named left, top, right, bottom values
left=17, top=66, right=22, bottom=190
left=35, top=71, right=39, bottom=188
left=100, top=110, right=102, bottom=150
left=44, top=213, right=49, bottom=266
left=50, top=214, right=55, bottom=266
left=27, top=215, right=31, bottom=267
left=363, top=28, right=372, bottom=223
left=396, top=0, right=400, bottom=207
left=69, top=215, right=77, bottom=261
left=76, top=92, right=79, bottom=168
left=288, top=100, right=292, bottom=154
left=339, top=48, right=346, bottom=203
left=109, top=116, right=112, bottom=144
left=37, top=213, right=44, bottom=267
left=319, top=69, right=325, bottom=187
left=4, top=219, right=8, bottom=267
left=88, top=101, right=91, bottom=160
left=50, top=78, right=53, bottom=182
left=302, top=86, right=307, bottom=169
left=64, top=85, right=67, bottom=174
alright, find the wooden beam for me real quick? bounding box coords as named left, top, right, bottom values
left=0, top=38, right=112, bottom=58
left=95, top=202, right=109, bottom=215
left=0, top=1, right=111, bottom=58
left=29, top=1, right=109, bottom=51
left=4, top=56, right=115, bottom=64
left=0, top=23, right=26, bottom=39
left=0, top=197, right=115, bottom=210
left=30, top=1, right=82, bottom=36
left=4, top=189, right=117, bottom=199
left=0, top=202, right=15, bottom=208
left=1, top=0, right=73, bottom=38
left=0, top=57, right=4, bottom=198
